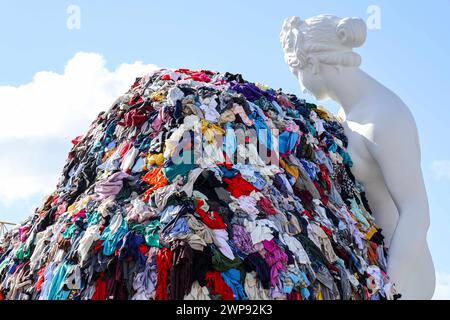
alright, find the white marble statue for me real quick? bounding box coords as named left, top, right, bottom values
left=280, top=14, right=435, bottom=300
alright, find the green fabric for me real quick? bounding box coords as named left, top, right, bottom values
left=15, top=243, right=31, bottom=260
left=162, top=150, right=197, bottom=183
left=132, top=220, right=161, bottom=248
left=212, top=249, right=245, bottom=281
left=0, top=258, right=9, bottom=273
left=86, top=212, right=101, bottom=226
left=296, top=233, right=327, bottom=266
left=63, top=223, right=78, bottom=239
left=286, top=108, right=300, bottom=118
left=254, top=96, right=272, bottom=111
left=305, top=120, right=316, bottom=137
left=349, top=198, right=372, bottom=231
left=339, top=150, right=353, bottom=167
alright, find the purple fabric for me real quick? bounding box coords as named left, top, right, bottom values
left=232, top=225, right=256, bottom=255
left=229, top=82, right=275, bottom=102
left=94, top=171, right=131, bottom=199
left=151, top=107, right=171, bottom=132
left=262, top=240, right=288, bottom=287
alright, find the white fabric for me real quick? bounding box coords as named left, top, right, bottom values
left=244, top=219, right=275, bottom=245
left=184, top=281, right=211, bottom=300
left=211, top=229, right=234, bottom=260
left=166, top=86, right=185, bottom=106
left=244, top=272, right=270, bottom=300
left=280, top=233, right=311, bottom=265
left=77, top=225, right=101, bottom=264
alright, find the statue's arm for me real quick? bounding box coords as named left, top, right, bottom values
left=367, top=109, right=430, bottom=293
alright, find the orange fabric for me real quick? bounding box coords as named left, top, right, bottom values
left=367, top=241, right=378, bottom=265
left=102, top=147, right=117, bottom=163
left=142, top=167, right=169, bottom=201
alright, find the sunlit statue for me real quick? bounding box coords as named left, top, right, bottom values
left=280, top=14, right=435, bottom=300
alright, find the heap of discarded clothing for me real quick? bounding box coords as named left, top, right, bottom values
left=0, top=68, right=398, bottom=300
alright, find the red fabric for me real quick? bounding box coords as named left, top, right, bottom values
left=257, top=197, right=278, bottom=215
left=123, top=108, right=148, bottom=127
left=155, top=248, right=173, bottom=300
left=223, top=174, right=259, bottom=198
left=312, top=181, right=328, bottom=206
left=94, top=240, right=104, bottom=253
left=320, top=224, right=333, bottom=238
left=138, top=244, right=149, bottom=255
left=302, top=210, right=314, bottom=219
left=91, top=273, right=107, bottom=300
left=195, top=199, right=226, bottom=229
left=205, top=271, right=234, bottom=300
left=71, top=209, right=86, bottom=222
left=174, top=68, right=211, bottom=82
left=119, top=141, right=131, bottom=158
left=276, top=94, right=295, bottom=110
left=71, top=135, right=83, bottom=146
left=185, top=73, right=211, bottom=83
left=318, top=164, right=332, bottom=192
left=130, top=79, right=141, bottom=90
left=34, top=267, right=46, bottom=291
left=287, top=291, right=302, bottom=300
left=129, top=93, right=144, bottom=107
left=161, top=74, right=171, bottom=80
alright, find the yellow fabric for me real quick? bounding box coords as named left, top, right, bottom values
left=146, top=153, right=164, bottom=168
left=315, top=106, right=332, bottom=121
left=201, top=120, right=225, bottom=144
left=280, top=158, right=299, bottom=180
left=317, top=290, right=323, bottom=300
left=365, top=225, right=379, bottom=240
left=256, top=83, right=270, bottom=91
left=150, top=90, right=166, bottom=102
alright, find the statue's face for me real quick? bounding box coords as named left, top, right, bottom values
left=297, top=65, right=328, bottom=101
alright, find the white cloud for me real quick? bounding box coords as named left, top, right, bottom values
left=0, top=52, right=158, bottom=204
left=0, top=52, right=158, bottom=140
left=432, top=161, right=450, bottom=180
left=433, top=272, right=450, bottom=300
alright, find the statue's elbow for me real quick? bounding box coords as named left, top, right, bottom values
left=401, top=202, right=431, bottom=232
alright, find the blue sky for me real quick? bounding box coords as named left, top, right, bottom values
left=0, top=0, right=449, bottom=298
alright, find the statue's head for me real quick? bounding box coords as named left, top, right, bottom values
left=280, top=15, right=367, bottom=100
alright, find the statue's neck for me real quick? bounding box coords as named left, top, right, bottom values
left=325, top=68, right=378, bottom=116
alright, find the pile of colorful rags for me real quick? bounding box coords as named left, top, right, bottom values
left=0, top=68, right=398, bottom=300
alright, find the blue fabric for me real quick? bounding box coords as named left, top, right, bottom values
left=118, top=230, right=146, bottom=266
left=167, top=217, right=190, bottom=238
left=279, top=131, right=299, bottom=156
left=47, top=263, right=69, bottom=300
left=223, top=122, right=237, bottom=161
left=219, top=166, right=238, bottom=179
left=251, top=172, right=267, bottom=190
left=301, top=159, right=318, bottom=180
left=251, top=114, right=272, bottom=151
left=221, top=268, right=248, bottom=300
left=100, top=215, right=129, bottom=256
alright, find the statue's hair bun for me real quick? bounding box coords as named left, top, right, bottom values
left=336, top=17, right=367, bottom=48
